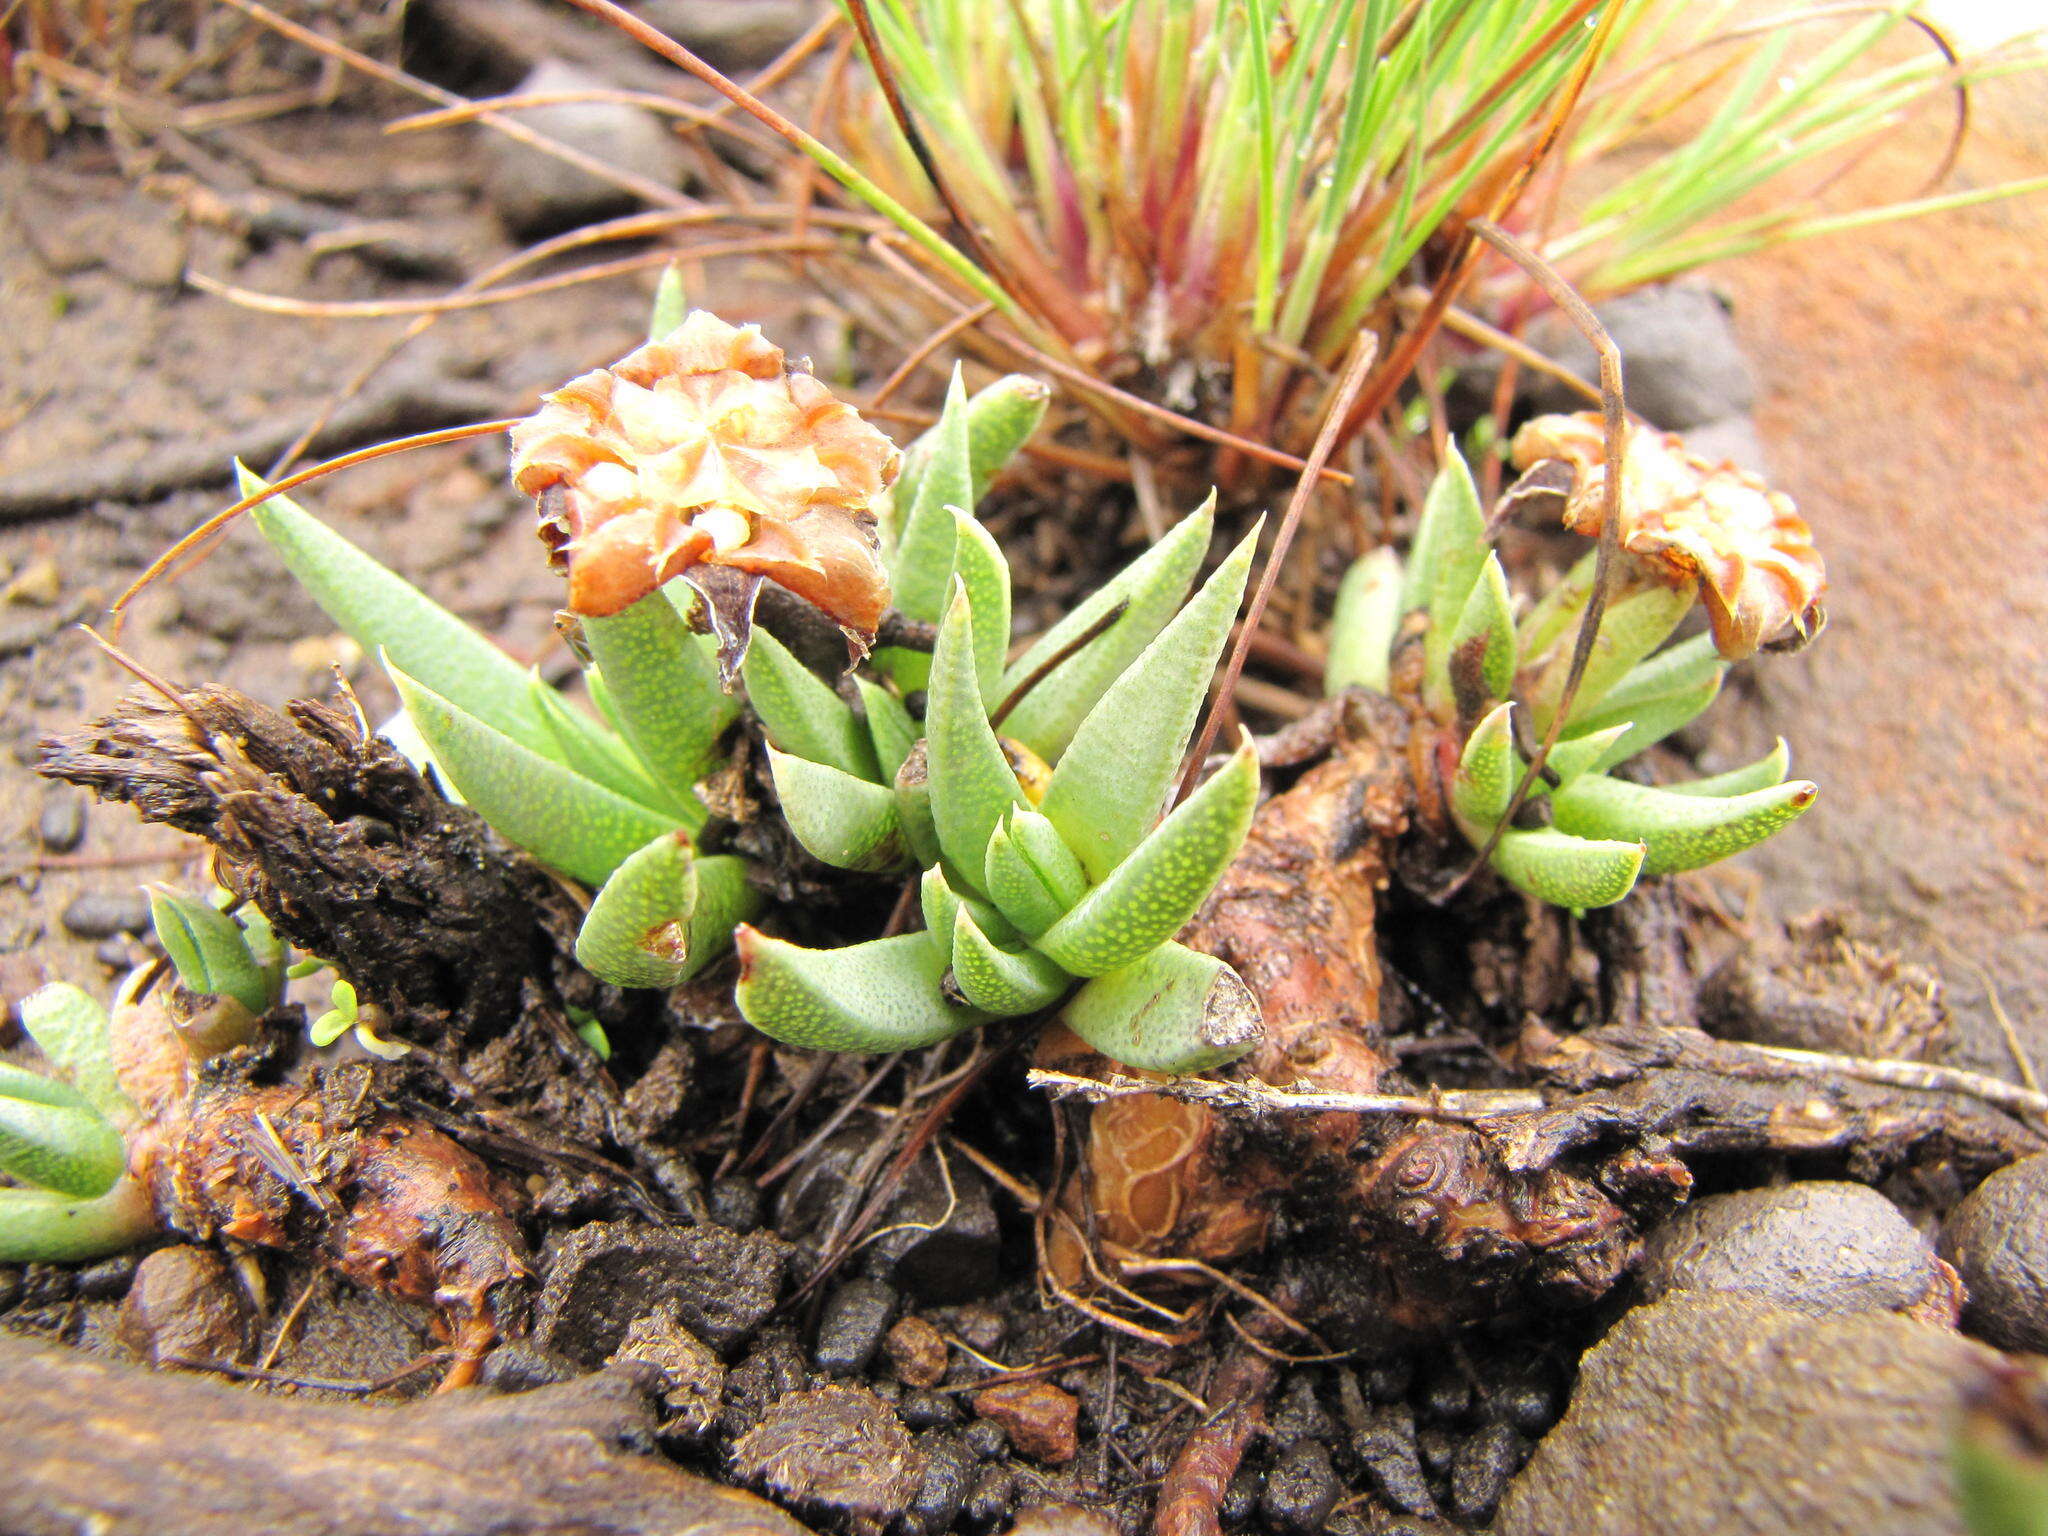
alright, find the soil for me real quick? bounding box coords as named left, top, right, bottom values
left=2, top=8, right=2046, bottom=1536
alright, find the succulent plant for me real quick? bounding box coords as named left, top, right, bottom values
left=1326, top=436, right=1819, bottom=911
left=0, top=982, right=155, bottom=1262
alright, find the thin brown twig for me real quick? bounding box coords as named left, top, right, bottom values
left=1026, top=1068, right=1546, bottom=1121
left=867, top=300, right=997, bottom=410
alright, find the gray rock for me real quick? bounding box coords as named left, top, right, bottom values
left=36, top=788, right=84, bottom=854
left=812, top=1277, right=898, bottom=1376
left=1637, top=1181, right=1957, bottom=1318
left=1259, top=1439, right=1342, bottom=1536
left=1494, top=1292, right=2001, bottom=1536
left=482, top=60, right=689, bottom=237
left=535, top=1219, right=789, bottom=1363
left=1941, top=1154, right=2048, bottom=1353
left=1529, top=284, right=1757, bottom=430
left=116, top=1247, right=251, bottom=1367
left=1678, top=413, right=1771, bottom=477
left=637, top=0, right=818, bottom=65
left=61, top=890, right=152, bottom=940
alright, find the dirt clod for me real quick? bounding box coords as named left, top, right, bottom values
left=1448, top=1422, right=1526, bottom=1524
left=973, top=1379, right=1080, bottom=1466
left=1348, top=1403, right=1438, bottom=1520
left=1259, top=1439, right=1342, bottom=1535
left=812, top=1277, right=898, bottom=1377
left=729, top=1384, right=924, bottom=1523
left=1941, top=1154, right=2048, bottom=1354
left=884, top=1314, right=949, bottom=1389
left=903, top=1431, right=975, bottom=1535
left=115, top=1246, right=250, bottom=1368
left=611, top=1299, right=726, bottom=1441
left=536, top=1219, right=789, bottom=1364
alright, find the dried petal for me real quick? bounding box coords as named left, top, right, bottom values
left=1510, top=412, right=1826, bottom=660
left=512, top=311, right=899, bottom=641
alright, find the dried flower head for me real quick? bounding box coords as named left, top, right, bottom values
left=511, top=310, right=899, bottom=639
left=1511, top=411, right=1826, bottom=659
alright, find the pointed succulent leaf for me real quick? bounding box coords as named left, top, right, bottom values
left=16, top=984, right=131, bottom=1127
left=1593, top=631, right=1724, bottom=713
left=0, top=1180, right=158, bottom=1264
left=926, top=583, right=1029, bottom=883
left=648, top=261, right=688, bottom=340
left=1440, top=551, right=1516, bottom=718
left=0, top=1096, right=125, bottom=1199
left=950, top=905, right=1072, bottom=1015
left=1551, top=772, right=1818, bottom=876
left=391, top=663, right=680, bottom=886
left=998, top=495, right=1216, bottom=761
left=0, top=1061, right=93, bottom=1112
left=1325, top=545, right=1403, bottom=696
left=741, top=627, right=879, bottom=780
left=950, top=508, right=1013, bottom=701
left=894, top=743, right=941, bottom=867
left=1517, top=548, right=1601, bottom=663
left=889, top=367, right=973, bottom=622
left=1490, top=828, right=1645, bottom=911
left=1540, top=723, right=1635, bottom=791
left=575, top=831, right=756, bottom=988
left=1041, top=524, right=1257, bottom=882
left=1571, top=672, right=1724, bottom=774
left=1062, top=942, right=1263, bottom=1074
left=582, top=585, right=739, bottom=802
left=768, top=748, right=905, bottom=872
left=984, top=806, right=1087, bottom=938
left=920, top=864, right=963, bottom=970
left=857, top=678, right=919, bottom=782
left=240, top=464, right=551, bottom=756
left=890, top=372, right=1047, bottom=550
left=735, top=927, right=986, bottom=1052
left=236, top=906, right=286, bottom=995
left=525, top=672, right=684, bottom=818
left=1036, top=736, right=1259, bottom=977
left=1668, top=740, right=1793, bottom=798
left=147, top=886, right=273, bottom=1015
left=1400, top=445, right=1487, bottom=621
left=1451, top=703, right=1517, bottom=846
left=1529, top=585, right=1695, bottom=735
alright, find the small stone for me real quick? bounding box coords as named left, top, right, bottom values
left=1259, top=1439, right=1341, bottom=1535
left=477, top=1341, right=581, bottom=1394
left=636, top=0, right=814, bottom=66
left=534, top=1219, right=788, bottom=1363
left=947, top=1302, right=1007, bottom=1353
left=887, top=1314, right=950, bottom=1388
left=61, top=890, right=153, bottom=940
left=779, top=1130, right=1001, bottom=1302
left=3, top=557, right=61, bottom=607
left=1222, top=1468, right=1262, bottom=1526
left=905, top=1432, right=975, bottom=1535
left=899, top=1389, right=960, bottom=1430
left=708, top=1174, right=763, bottom=1232
left=729, top=1385, right=924, bottom=1523
left=1417, top=1361, right=1473, bottom=1424
left=1004, top=1505, right=1123, bottom=1536
left=964, top=1417, right=1010, bottom=1460
left=117, top=1246, right=251, bottom=1367
left=1529, top=283, right=1757, bottom=430
left=1414, top=1425, right=1459, bottom=1480
left=611, top=1300, right=726, bottom=1440
left=1487, top=1369, right=1561, bottom=1438
left=964, top=1466, right=1015, bottom=1526
left=1680, top=415, right=1770, bottom=477
left=1449, top=1423, right=1525, bottom=1524
left=974, top=1380, right=1080, bottom=1465
left=1638, top=1181, right=1955, bottom=1318
left=1350, top=1403, right=1438, bottom=1520
left=75, top=1252, right=140, bottom=1299
left=814, top=1277, right=898, bottom=1376
left=1941, top=1154, right=2048, bottom=1353
left=482, top=60, right=689, bottom=237
left=95, top=938, right=138, bottom=971
left=1270, top=1375, right=1339, bottom=1443
left=36, top=789, right=85, bottom=853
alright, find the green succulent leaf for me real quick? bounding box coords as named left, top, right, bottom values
left=926, top=582, right=1029, bottom=885
left=1325, top=545, right=1403, bottom=695
left=649, top=262, right=688, bottom=340
left=889, top=367, right=974, bottom=623
left=1442, top=550, right=1516, bottom=718
left=523, top=673, right=682, bottom=818
left=1061, top=942, right=1263, bottom=1074
left=1550, top=772, right=1818, bottom=877
left=240, top=464, right=553, bottom=758
left=920, top=864, right=963, bottom=969
left=1540, top=723, right=1635, bottom=790
left=16, top=984, right=131, bottom=1127
left=582, top=584, right=738, bottom=804
left=1451, top=703, right=1517, bottom=846
left=950, top=508, right=1013, bottom=701
left=0, top=1179, right=158, bottom=1264
left=1036, top=735, right=1259, bottom=977
left=0, top=1061, right=93, bottom=1112
left=768, top=748, right=906, bottom=872
left=1529, top=585, right=1695, bottom=736
left=575, top=831, right=757, bottom=988
left=1490, top=827, right=1645, bottom=911
left=891, top=371, right=1048, bottom=553
left=857, top=678, right=920, bottom=782
left=741, top=627, right=879, bottom=780
left=1570, top=672, right=1724, bottom=774
left=1041, top=523, right=1257, bottom=882
left=984, top=807, right=1086, bottom=938
left=1516, top=548, right=1598, bottom=661
left=950, top=905, right=1072, bottom=1016
left=734, top=927, right=986, bottom=1052
left=1408, top=447, right=1489, bottom=692
left=998, top=494, right=1215, bottom=761
left=0, top=1095, right=125, bottom=1199
left=391, top=662, right=680, bottom=886
left=146, top=886, right=273, bottom=1015
left=894, top=743, right=941, bottom=867
left=1668, top=740, right=1792, bottom=798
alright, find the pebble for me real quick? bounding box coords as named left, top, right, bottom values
left=477, top=1341, right=580, bottom=1394
left=964, top=1417, right=1010, bottom=1460
left=1940, top=1154, right=2048, bottom=1353
left=1529, top=283, right=1757, bottom=430
left=1221, top=1468, right=1262, bottom=1526
left=708, top=1175, right=763, bottom=1232
left=813, top=1277, right=898, bottom=1376
left=1417, top=1361, right=1473, bottom=1424
left=116, top=1246, right=250, bottom=1367
left=533, top=1219, right=788, bottom=1363
left=1494, top=1292, right=2002, bottom=1536
left=904, top=1433, right=974, bottom=1535
left=1358, top=1356, right=1413, bottom=1402
left=780, top=1130, right=1001, bottom=1303
left=1258, top=1439, right=1341, bottom=1535
left=898, top=1390, right=961, bottom=1430
left=482, top=60, right=689, bottom=237
left=886, top=1314, right=950, bottom=1388
left=61, top=890, right=153, bottom=940
left=1637, top=1181, right=1956, bottom=1318
left=1486, top=1368, right=1561, bottom=1437
left=95, top=938, right=139, bottom=971
left=1449, top=1423, right=1526, bottom=1524
left=1350, top=1403, right=1439, bottom=1520
left=964, top=1465, right=1015, bottom=1526
left=1680, top=414, right=1771, bottom=476
left=3, top=557, right=62, bottom=607
left=729, top=1385, right=924, bottom=1523
left=74, top=1252, right=141, bottom=1300
left=1004, top=1508, right=1121, bottom=1536
left=974, top=1379, right=1080, bottom=1465
left=36, top=789, right=85, bottom=853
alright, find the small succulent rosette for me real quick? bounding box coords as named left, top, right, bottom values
left=1325, top=420, right=1825, bottom=910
